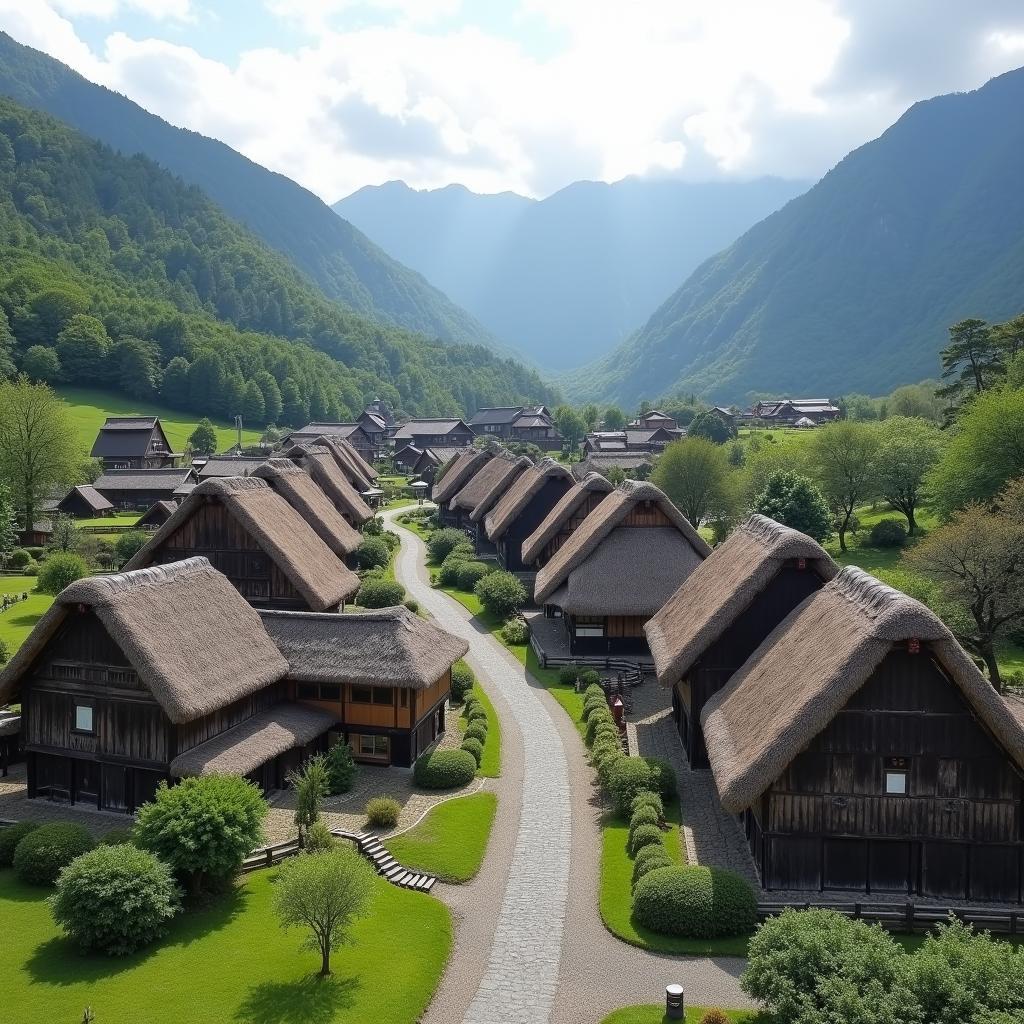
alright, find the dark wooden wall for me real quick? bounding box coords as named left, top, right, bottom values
left=500, top=477, right=574, bottom=571
left=540, top=491, right=607, bottom=567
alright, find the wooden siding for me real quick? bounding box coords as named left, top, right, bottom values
left=622, top=501, right=672, bottom=528
left=540, top=491, right=608, bottom=566
left=499, top=476, right=573, bottom=572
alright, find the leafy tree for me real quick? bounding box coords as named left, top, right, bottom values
left=887, top=381, right=945, bottom=423
left=687, top=409, right=734, bottom=444
left=990, top=313, right=1024, bottom=364
left=160, top=356, right=190, bottom=408
left=752, top=471, right=832, bottom=542
left=274, top=847, right=374, bottom=976
left=325, top=742, right=358, bottom=795
left=26, top=286, right=89, bottom=343
left=188, top=418, right=219, bottom=456
left=0, top=377, right=79, bottom=531
left=289, top=754, right=330, bottom=847
left=581, top=403, right=600, bottom=430
left=938, top=318, right=1004, bottom=411
left=603, top=406, right=626, bottom=430
left=241, top=380, right=266, bottom=424
left=254, top=370, right=283, bottom=424
left=874, top=417, right=944, bottom=534
left=114, top=530, right=148, bottom=567
left=0, top=307, right=15, bottom=380
left=47, top=512, right=79, bottom=552
left=111, top=337, right=160, bottom=399
left=134, top=775, right=268, bottom=895
left=281, top=377, right=308, bottom=427
left=187, top=351, right=226, bottom=413
left=808, top=421, right=879, bottom=552
left=38, top=552, right=88, bottom=594
left=651, top=438, right=734, bottom=527
left=55, top=313, right=110, bottom=383
left=554, top=405, right=587, bottom=451
left=20, top=344, right=61, bottom=384
left=0, top=483, right=16, bottom=566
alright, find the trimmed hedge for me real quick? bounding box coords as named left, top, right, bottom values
left=456, top=561, right=492, bottom=592
left=590, top=736, right=622, bottom=764
left=630, top=790, right=664, bottom=819
left=451, top=661, right=475, bottom=703
left=632, top=866, right=757, bottom=938
left=585, top=708, right=616, bottom=745
left=580, top=669, right=601, bottom=688
left=628, top=822, right=664, bottom=857
left=356, top=578, right=406, bottom=608
left=13, top=822, right=96, bottom=885
left=413, top=748, right=477, bottom=789
left=461, top=737, right=484, bottom=766
left=595, top=747, right=626, bottom=789
left=0, top=821, right=39, bottom=867
left=428, top=528, right=469, bottom=563
left=607, top=757, right=654, bottom=815
left=592, top=722, right=620, bottom=746
left=643, top=757, right=678, bottom=798
left=632, top=847, right=673, bottom=889
left=559, top=665, right=579, bottom=686
left=464, top=722, right=488, bottom=745
left=629, top=805, right=661, bottom=831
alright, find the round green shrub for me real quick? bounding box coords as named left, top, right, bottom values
left=464, top=722, right=488, bottom=745
left=13, top=822, right=96, bottom=885
left=608, top=757, right=654, bottom=815
left=869, top=518, right=908, bottom=548
left=8, top=548, right=32, bottom=569
left=631, top=790, right=664, bottom=818
left=403, top=598, right=419, bottom=613
left=49, top=843, right=181, bottom=955
left=582, top=694, right=607, bottom=721
left=461, top=737, right=484, bottom=765
left=437, top=556, right=469, bottom=587
left=596, top=747, right=626, bottom=789
left=643, top=757, right=678, bottom=798
left=25, top=546, right=44, bottom=559
left=583, top=683, right=605, bottom=701
left=355, top=536, right=391, bottom=570
left=0, top=821, right=39, bottom=867
left=474, top=570, right=527, bottom=620
left=631, top=843, right=673, bottom=887
left=559, top=665, right=579, bottom=686
left=592, top=722, right=620, bottom=745
left=467, top=706, right=488, bottom=723
left=500, top=617, right=529, bottom=645
left=632, top=866, right=757, bottom=938
left=628, top=822, right=664, bottom=857
left=365, top=796, right=401, bottom=828
left=461, top=697, right=480, bottom=717
left=23, top=563, right=39, bottom=577
left=413, top=748, right=477, bottom=789
left=457, top=561, right=492, bottom=592
left=451, top=661, right=475, bottom=703
left=428, top=528, right=469, bottom=563
left=325, top=741, right=359, bottom=794
left=585, top=708, right=616, bottom=745
left=37, top=552, right=89, bottom=596
left=630, top=805, right=661, bottom=831
left=590, top=736, right=622, bottom=764
left=580, top=669, right=601, bottom=688
left=356, top=578, right=406, bottom=608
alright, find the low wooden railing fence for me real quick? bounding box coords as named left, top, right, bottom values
left=757, top=900, right=1024, bottom=934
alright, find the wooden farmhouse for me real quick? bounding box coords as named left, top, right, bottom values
left=392, top=418, right=475, bottom=451
left=286, top=444, right=373, bottom=525
left=483, top=458, right=574, bottom=573
left=0, top=558, right=335, bottom=812
left=283, top=422, right=379, bottom=464
left=197, top=456, right=269, bottom=480
left=259, top=607, right=469, bottom=767
left=90, top=416, right=179, bottom=470
left=93, top=467, right=198, bottom=510
left=521, top=471, right=613, bottom=569
left=533, top=480, right=710, bottom=657
left=124, top=477, right=360, bottom=611
left=136, top=500, right=178, bottom=530
left=645, top=515, right=837, bottom=769
left=703, top=566, right=1024, bottom=902
left=56, top=484, right=114, bottom=519
left=432, top=447, right=494, bottom=523
left=449, top=452, right=531, bottom=549
left=322, top=434, right=379, bottom=488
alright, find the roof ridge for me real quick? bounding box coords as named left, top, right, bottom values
left=60, top=556, right=213, bottom=604
left=198, top=475, right=269, bottom=494
left=830, top=565, right=946, bottom=637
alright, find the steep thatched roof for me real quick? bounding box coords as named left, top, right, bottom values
left=315, top=434, right=377, bottom=488
left=468, top=455, right=532, bottom=523
left=702, top=566, right=1024, bottom=813
left=292, top=445, right=373, bottom=524
left=521, top=472, right=614, bottom=565
left=124, top=477, right=360, bottom=610
left=432, top=447, right=492, bottom=504
left=60, top=484, right=113, bottom=514
left=260, top=606, right=469, bottom=688
left=0, top=558, right=288, bottom=722
left=170, top=703, right=335, bottom=777
left=484, top=457, right=573, bottom=541
left=252, top=459, right=361, bottom=556
left=451, top=451, right=524, bottom=515
left=534, top=480, right=711, bottom=605
left=646, top=515, right=838, bottom=686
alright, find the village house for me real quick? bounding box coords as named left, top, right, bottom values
left=572, top=452, right=654, bottom=482
left=583, top=425, right=680, bottom=455
left=283, top=422, right=380, bottom=464
left=645, top=515, right=837, bottom=769
left=356, top=408, right=391, bottom=453
left=702, top=566, right=1024, bottom=902
left=532, top=480, right=710, bottom=658
left=468, top=406, right=562, bottom=450
left=521, top=472, right=614, bottom=570
left=90, top=416, right=179, bottom=470
left=628, top=409, right=678, bottom=431
left=392, top=417, right=475, bottom=452
left=285, top=444, right=373, bottom=525
left=483, top=458, right=574, bottom=574
left=0, top=558, right=335, bottom=812
left=260, top=606, right=469, bottom=767
left=55, top=484, right=114, bottom=519
left=313, top=434, right=379, bottom=491
left=124, top=476, right=360, bottom=611
left=750, top=397, right=841, bottom=425
left=430, top=447, right=495, bottom=523
left=449, top=452, right=532, bottom=550
left=196, top=456, right=269, bottom=480
left=135, top=500, right=178, bottom=530
left=92, top=467, right=198, bottom=511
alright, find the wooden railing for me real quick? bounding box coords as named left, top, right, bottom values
left=528, top=631, right=648, bottom=679
left=757, top=900, right=1024, bottom=934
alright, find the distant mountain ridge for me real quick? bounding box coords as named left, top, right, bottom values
left=567, top=66, right=1024, bottom=406
left=0, top=31, right=498, bottom=348
left=335, top=175, right=808, bottom=370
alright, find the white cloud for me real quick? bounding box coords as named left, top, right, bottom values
left=2, top=1, right=1024, bottom=201
left=51, top=0, right=195, bottom=22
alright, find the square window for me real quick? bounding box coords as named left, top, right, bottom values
left=350, top=686, right=372, bottom=704
left=885, top=771, right=907, bottom=795
left=372, top=687, right=394, bottom=706
left=297, top=684, right=317, bottom=700
left=319, top=685, right=340, bottom=702
left=74, top=705, right=94, bottom=733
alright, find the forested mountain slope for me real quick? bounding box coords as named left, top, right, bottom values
left=0, top=97, right=554, bottom=423
left=570, top=67, right=1024, bottom=406
left=336, top=176, right=807, bottom=370
left=0, top=31, right=498, bottom=348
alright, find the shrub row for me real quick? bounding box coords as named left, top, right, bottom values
left=632, top=864, right=757, bottom=939
left=461, top=693, right=489, bottom=765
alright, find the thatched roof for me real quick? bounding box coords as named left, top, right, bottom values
left=467, top=455, right=532, bottom=523
left=702, top=566, right=1024, bottom=813
left=170, top=703, right=335, bottom=778
left=0, top=558, right=288, bottom=722
left=292, top=445, right=373, bottom=524
left=520, top=472, right=614, bottom=566
left=534, top=480, right=711, bottom=606
left=645, top=515, right=838, bottom=686
left=124, top=477, right=360, bottom=610
left=451, top=451, right=527, bottom=517
left=260, top=606, right=469, bottom=688
left=60, top=484, right=113, bottom=514
left=317, top=434, right=377, bottom=487
left=252, top=459, right=361, bottom=557
left=572, top=453, right=653, bottom=480
left=433, top=447, right=493, bottom=504
left=484, top=458, right=573, bottom=541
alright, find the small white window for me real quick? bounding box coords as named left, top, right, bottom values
left=75, top=705, right=94, bottom=733
left=885, top=771, right=907, bottom=795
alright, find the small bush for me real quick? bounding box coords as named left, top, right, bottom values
left=643, top=757, right=678, bottom=799
left=49, top=843, right=181, bottom=955
left=583, top=683, right=605, bottom=700
left=13, top=822, right=96, bottom=885
left=461, top=737, right=484, bottom=765
left=585, top=707, right=616, bottom=745
left=428, top=528, right=468, bottom=563
left=630, top=805, right=661, bottom=831
left=559, top=665, right=579, bottom=686
left=0, top=821, right=39, bottom=867
left=595, top=747, right=626, bottom=789
left=582, top=694, right=607, bottom=721
left=114, top=530, right=148, bottom=567
left=23, top=563, right=38, bottom=577
left=25, top=546, right=44, bottom=559
left=356, top=578, right=405, bottom=608
left=592, top=721, right=620, bottom=744
left=305, top=820, right=336, bottom=853
left=631, top=843, right=673, bottom=888
left=464, top=722, right=488, bottom=745
left=631, top=790, right=664, bottom=819
left=451, top=661, right=475, bottom=703
left=325, top=742, right=359, bottom=794
left=438, top=556, right=469, bottom=587
left=98, top=827, right=135, bottom=847
left=699, top=1010, right=730, bottom=1024
left=500, top=618, right=529, bottom=645
left=8, top=548, right=31, bottom=568
left=632, top=866, right=757, bottom=938
left=869, top=518, right=908, bottom=548
left=608, top=758, right=654, bottom=815
left=37, top=552, right=89, bottom=595
left=457, top=561, right=491, bottom=592
left=413, top=748, right=477, bottom=789
left=590, top=736, right=622, bottom=764
left=474, top=570, right=527, bottom=620
left=355, top=536, right=391, bottom=570
left=580, top=669, right=600, bottom=688
left=467, top=705, right=488, bottom=723
left=628, top=823, right=664, bottom=857
left=403, top=598, right=419, bottom=613
left=461, top=695, right=480, bottom=716
left=365, top=797, right=401, bottom=828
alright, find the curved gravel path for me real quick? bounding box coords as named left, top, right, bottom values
left=384, top=510, right=752, bottom=1022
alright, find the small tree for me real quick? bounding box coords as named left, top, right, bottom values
left=687, top=409, right=734, bottom=444
left=114, top=530, right=149, bottom=567
left=48, top=511, right=79, bottom=553
left=752, top=471, right=832, bottom=542
left=274, top=848, right=374, bottom=976
left=38, top=551, right=89, bottom=595
left=188, top=418, right=219, bottom=455
left=21, top=345, right=61, bottom=384
left=354, top=536, right=390, bottom=571
left=651, top=438, right=734, bottom=527
left=808, top=421, right=879, bottom=552
left=325, top=742, right=358, bottom=795
left=875, top=416, right=944, bottom=534
left=603, top=406, right=626, bottom=430
left=134, top=775, right=267, bottom=894
left=554, top=405, right=587, bottom=451
left=289, top=754, right=330, bottom=847
left=474, top=570, right=527, bottom=620
left=0, top=483, right=15, bottom=568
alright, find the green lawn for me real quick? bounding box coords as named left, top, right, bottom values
left=0, top=866, right=451, bottom=1024
left=463, top=684, right=501, bottom=777
left=601, top=1006, right=762, bottom=1023
left=76, top=513, right=142, bottom=528
left=0, top=577, right=53, bottom=659
left=385, top=792, right=498, bottom=884
left=58, top=386, right=262, bottom=454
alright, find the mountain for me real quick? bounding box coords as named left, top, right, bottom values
left=334, top=176, right=808, bottom=370
left=569, top=67, right=1024, bottom=406
left=0, top=31, right=498, bottom=348
left=0, top=96, right=556, bottom=422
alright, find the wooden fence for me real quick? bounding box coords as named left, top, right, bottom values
left=757, top=899, right=1024, bottom=935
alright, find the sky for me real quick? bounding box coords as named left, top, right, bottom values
left=2, top=1, right=1024, bottom=202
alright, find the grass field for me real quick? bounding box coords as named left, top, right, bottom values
left=58, top=386, right=263, bottom=454
left=76, top=513, right=142, bottom=528
left=385, top=792, right=498, bottom=883
left=0, top=866, right=451, bottom=1024
left=0, top=576, right=52, bottom=659
left=601, top=1006, right=761, bottom=1023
